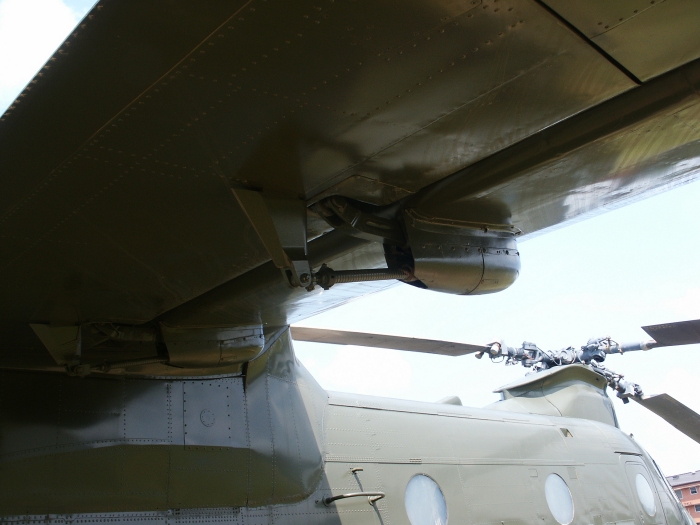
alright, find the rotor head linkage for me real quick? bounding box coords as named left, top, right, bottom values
left=477, top=335, right=660, bottom=371
left=589, top=363, right=644, bottom=403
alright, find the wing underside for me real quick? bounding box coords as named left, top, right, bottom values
left=1, top=0, right=700, bottom=371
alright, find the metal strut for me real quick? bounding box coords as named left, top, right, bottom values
left=311, top=264, right=407, bottom=291
left=232, top=189, right=408, bottom=292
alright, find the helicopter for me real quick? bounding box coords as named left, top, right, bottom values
left=291, top=318, right=700, bottom=442
left=4, top=0, right=700, bottom=522
left=2, top=316, right=699, bottom=525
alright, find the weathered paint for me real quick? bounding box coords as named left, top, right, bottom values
left=0, top=329, right=688, bottom=525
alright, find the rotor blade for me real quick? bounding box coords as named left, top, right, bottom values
left=290, top=327, right=489, bottom=356
left=633, top=394, right=700, bottom=444
left=641, top=319, right=700, bottom=346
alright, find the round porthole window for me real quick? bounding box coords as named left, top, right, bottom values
left=545, top=474, right=574, bottom=525
left=404, top=474, right=448, bottom=525
left=635, top=474, right=656, bottom=516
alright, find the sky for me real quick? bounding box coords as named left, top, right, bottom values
left=1, top=0, right=699, bottom=477
left=294, top=181, right=700, bottom=476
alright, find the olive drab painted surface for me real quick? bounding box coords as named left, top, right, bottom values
left=1, top=0, right=700, bottom=522
left=1, top=0, right=700, bottom=357
left=0, top=330, right=325, bottom=511
left=623, top=461, right=663, bottom=525
left=488, top=365, right=619, bottom=427
left=0, top=329, right=690, bottom=525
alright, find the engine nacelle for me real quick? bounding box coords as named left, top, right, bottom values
left=402, top=209, right=520, bottom=295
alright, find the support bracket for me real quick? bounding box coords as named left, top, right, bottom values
left=30, top=324, right=82, bottom=366
left=232, top=189, right=409, bottom=292
left=233, top=188, right=312, bottom=288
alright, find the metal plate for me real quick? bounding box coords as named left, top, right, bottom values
left=0, top=0, right=697, bottom=352
left=411, top=60, right=700, bottom=239
left=0, top=372, right=176, bottom=461
left=183, top=378, right=246, bottom=447
left=313, top=0, right=634, bottom=204
left=543, top=0, right=700, bottom=81
left=0, top=0, right=632, bottom=329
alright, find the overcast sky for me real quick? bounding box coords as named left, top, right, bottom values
left=1, top=0, right=699, bottom=477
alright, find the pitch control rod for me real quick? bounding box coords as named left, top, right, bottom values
left=589, top=362, right=644, bottom=403
left=308, top=264, right=407, bottom=291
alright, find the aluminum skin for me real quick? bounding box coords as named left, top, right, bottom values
left=0, top=328, right=689, bottom=525
left=0, top=1, right=699, bottom=522
left=1, top=0, right=700, bottom=348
